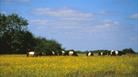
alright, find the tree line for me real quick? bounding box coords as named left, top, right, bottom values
left=0, top=13, right=63, bottom=54
left=75, top=48, right=136, bottom=54
left=0, top=13, right=136, bottom=54
left=91, top=48, right=136, bottom=54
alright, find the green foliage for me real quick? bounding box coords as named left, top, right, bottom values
left=122, top=48, right=135, bottom=54
left=34, top=37, right=62, bottom=54
left=0, top=13, right=28, bottom=35
left=75, top=50, right=84, bottom=54
left=92, top=50, right=110, bottom=53
left=11, top=31, right=36, bottom=53
left=0, top=13, right=63, bottom=54
left=85, top=48, right=136, bottom=55
left=0, top=13, right=29, bottom=53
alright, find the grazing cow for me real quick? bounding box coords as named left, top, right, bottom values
left=100, top=52, right=103, bottom=56
left=86, top=52, right=93, bottom=56
left=64, top=50, right=78, bottom=56
left=110, top=50, right=116, bottom=56
left=45, top=51, right=55, bottom=56
left=115, top=50, right=125, bottom=56
left=27, top=51, right=39, bottom=57
left=110, top=50, right=124, bottom=56
left=98, top=52, right=106, bottom=56
left=43, top=51, right=63, bottom=56
left=52, top=51, right=56, bottom=56
left=115, top=50, right=119, bottom=56
left=69, top=51, right=74, bottom=56
left=61, top=51, right=65, bottom=56
left=31, top=51, right=64, bottom=56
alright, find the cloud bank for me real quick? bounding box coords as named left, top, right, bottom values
left=129, top=13, right=138, bottom=19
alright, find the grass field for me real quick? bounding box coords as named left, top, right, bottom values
left=0, top=54, right=138, bottom=77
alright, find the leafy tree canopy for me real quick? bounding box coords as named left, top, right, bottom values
left=0, top=13, right=63, bottom=54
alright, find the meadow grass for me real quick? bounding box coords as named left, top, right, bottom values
left=0, top=54, right=138, bottom=77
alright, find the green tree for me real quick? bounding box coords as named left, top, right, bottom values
left=11, top=31, right=36, bottom=53
left=0, top=13, right=63, bottom=54
left=34, top=37, right=62, bottom=55
left=0, top=13, right=29, bottom=53
left=122, top=48, right=135, bottom=54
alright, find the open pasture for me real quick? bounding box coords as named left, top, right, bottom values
left=0, top=54, right=138, bottom=77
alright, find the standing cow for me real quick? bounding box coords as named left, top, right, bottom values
left=110, top=50, right=123, bottom=56
left=61, top=51, right=65, bottom=56
left=98, top=52, right=106, bottom=56
left=86, top=52, right=93, bottom=56
left=27, top=51, right=39, bottom=57
left=64, top=50, right=78, bottom=56
left=27, top=49, right=38, bottom=57
left=110, top=50, right=116, bottom=56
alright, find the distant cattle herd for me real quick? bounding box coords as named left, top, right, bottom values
left=27, top=50, right=125, bottom=57
left=86, top=50, right=124, bottom=56
left=27, top=49, right=78, bottom=57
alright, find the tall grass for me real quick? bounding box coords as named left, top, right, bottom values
left=0, top=55, right=138, bottom=77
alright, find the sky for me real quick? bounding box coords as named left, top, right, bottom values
left=0, top=0, right=138, bottom=51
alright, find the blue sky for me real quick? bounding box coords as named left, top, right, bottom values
left=0, top=0, right=138, bottom=51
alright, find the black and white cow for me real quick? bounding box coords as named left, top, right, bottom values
left=27, top=51, right=39, bottom=57
left=27, top=49, right=38, bottom=57
left=64, top=50, right=78, bottom=56
left=86, top=52, right=94, bottom=56
left=27, top=50, right=54, bottom=57
left=110, top=50, right=124, bottom=56
left=44, top=51, right=56, bottom=56
left=61, top=51, right=65, bottom=56
left=110, top=50, right=115, bottom=56
left=39, top=51, right=66, bottom=56
left=98, top=52, right=106, bottom=56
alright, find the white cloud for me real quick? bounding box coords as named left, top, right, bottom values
left=99, top=20, right=119, bottom=28
left=29, top=19, right=48, bottom=26
left=31, top=7, right=96, bottom=29
left=98, top=10, right=115, bottom=16
left=32, top=7, right=94, bottom=18
left=2, top=0, right=31, bottom=4
left=77, top=20, right=119, bottom=34
left=129, top=13, right=138, bottom=19
left=31, top=19, right=119, bottom=33
left=30, top=7, right=120, bottom=40
left=31, top=7, right=119, bottom=29
left=32, top=7, right=94, bottom=23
